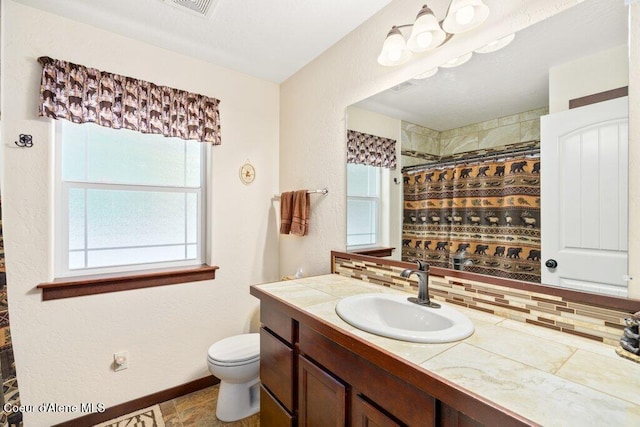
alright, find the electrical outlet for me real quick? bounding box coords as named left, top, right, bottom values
left=113, top=351, right=129, bottom=371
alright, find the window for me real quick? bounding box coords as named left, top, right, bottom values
left=347, top=163, right=381, bottom=248
left=55, top=121, right=205, bottom=277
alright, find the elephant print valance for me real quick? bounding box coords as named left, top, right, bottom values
left=347, top=130, right=397, bottom=169
left=38, top=56, right=221, bottom=145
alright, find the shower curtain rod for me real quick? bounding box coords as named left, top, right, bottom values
left=402, top=147, right=540, bottom=174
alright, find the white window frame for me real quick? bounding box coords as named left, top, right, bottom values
left=54, top=122, right=207, bottom=278
left=346, top=163, right=383, bottom=250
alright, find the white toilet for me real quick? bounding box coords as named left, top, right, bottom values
left=207, top=333, right=261, bottom=422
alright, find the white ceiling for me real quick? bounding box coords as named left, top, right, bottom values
left=13, top=0, right=392, bottom=83
left=354, top=0, right=628, bottom=131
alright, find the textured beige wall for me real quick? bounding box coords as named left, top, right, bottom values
left=1, top=1, right=280, bottom=425
left=279, top=0, right=640, bottom=299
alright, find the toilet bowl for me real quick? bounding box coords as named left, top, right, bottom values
left=207, top=333, right=260, bottom=422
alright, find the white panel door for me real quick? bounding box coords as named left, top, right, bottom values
left=541, top=97, right=628, bottom=296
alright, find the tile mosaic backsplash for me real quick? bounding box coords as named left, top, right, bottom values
left=333, top=253, right=630, bottom=346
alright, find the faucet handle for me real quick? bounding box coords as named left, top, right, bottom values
left=417, top=260, right=429, bottom=272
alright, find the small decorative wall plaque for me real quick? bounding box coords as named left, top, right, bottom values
left=239, top=162, right=256, bottom=185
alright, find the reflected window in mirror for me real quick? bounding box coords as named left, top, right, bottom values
left=347, top=163, right=384, bottom=248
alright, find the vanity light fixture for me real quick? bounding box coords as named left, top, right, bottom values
left=474, top=33, right=516, bottom=54
left=377, top=1, right=489, bottom=67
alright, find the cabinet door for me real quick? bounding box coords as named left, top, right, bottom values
left=354, top=396, right=402, bottom=427
left=298, top=355, right=347, bottom=427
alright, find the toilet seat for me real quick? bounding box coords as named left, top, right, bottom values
left=207, top=333, right=260, bottom=366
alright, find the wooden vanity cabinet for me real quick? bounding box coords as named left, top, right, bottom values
left=254, top=290, right=530, bottom=427
left=258, top=298, right=431, bottom=426
left=298, top=323, right=433, bottom=426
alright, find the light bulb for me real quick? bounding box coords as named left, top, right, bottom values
left=416, top=32, right=434, bottom=49
left=407, top=5, right=446, bottom=52
left=378, top=27, right=412, bottom=66
left=455, top=5, right=475, bottom=25
left=388, top=49, right=402, bottom=62
left=443, top=0, right=489, bottom=34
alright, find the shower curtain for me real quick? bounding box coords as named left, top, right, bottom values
left=0, top=197, right=21, bottom=425
left=402, top=155, right=541, bottom=283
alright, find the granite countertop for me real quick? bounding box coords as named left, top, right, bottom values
left=254, top=274, right=640, bottom=426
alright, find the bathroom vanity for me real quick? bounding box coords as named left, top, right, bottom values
left=251, top=274, right=640, bottom=426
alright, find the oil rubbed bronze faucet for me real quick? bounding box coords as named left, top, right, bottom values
left=400, top=260, right=440, bottom=308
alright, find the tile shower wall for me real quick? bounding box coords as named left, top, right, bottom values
left=0, top=201, right=20, bottom=427
left=401, top=107, right=548, bottom=166
left=401, top=124, right=440, bottom=168
left=333, top=254, right=629, bottom=346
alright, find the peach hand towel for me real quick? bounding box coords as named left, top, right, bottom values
left=291, top=190, right=310, bottom=236
left=279, top=191, right=294, bottom=234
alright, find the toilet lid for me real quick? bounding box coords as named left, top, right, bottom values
left=207, top=333, right=260, bottom=364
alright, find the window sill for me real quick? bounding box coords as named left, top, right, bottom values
left=348, top=247, right=395, bottom=258
left=37, top=264, right=219, bottom=301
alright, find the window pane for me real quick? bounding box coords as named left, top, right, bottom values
left=87, top=246, right=187, bottom=268
left=187, top=244, right=198, bottom=259
left=87, top=128, right=184, bottom=186
left=348, top=234, right=376, bottom=246
left=69, top=251, right=85, bottom=270
left=347, top=199, right=378, bottom=246
left=347, top=164, right=379, bottom=197
left=186, top=142, right=202, bottom=187
left=186, top=193, right=198, bottom=244
left=86, top=189, right=189, bottom=249
left=61, top=122, right=200, bottom=188
left=62, top=124, right=86, bottom=181
left=68, top=188, right=86, bottom=250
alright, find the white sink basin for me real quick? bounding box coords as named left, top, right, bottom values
left=335, top=293, right=474, bottom=343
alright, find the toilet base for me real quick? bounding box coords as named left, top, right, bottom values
left=215, top=378, right=260, bottom=422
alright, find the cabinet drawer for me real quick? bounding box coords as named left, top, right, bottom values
left=260, top=385, right=293, bottom=427
left=261, top=301, right=294, bottom=344
left=260, top=327, right=294, bottom=411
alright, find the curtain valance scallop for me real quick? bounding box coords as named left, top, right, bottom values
left=347, top=129, right=397, bottom=169
left=38, top=56, right=221, bottom=145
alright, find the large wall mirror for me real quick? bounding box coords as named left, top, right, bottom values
left=346, top=0, right=630, bottom=297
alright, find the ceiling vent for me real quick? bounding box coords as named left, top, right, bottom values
left=163, top=0, right=219, bottom=18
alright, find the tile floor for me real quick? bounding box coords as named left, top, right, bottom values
left=159, top=385, right=260, bottom=427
